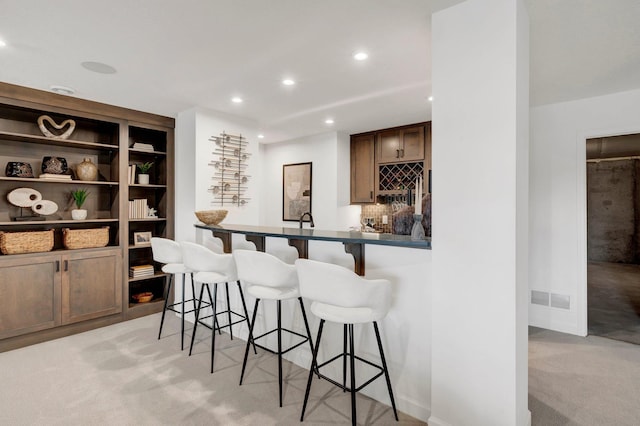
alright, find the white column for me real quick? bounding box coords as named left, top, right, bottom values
left=430, top=0, right=530, bottom=425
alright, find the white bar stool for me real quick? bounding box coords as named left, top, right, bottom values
left=233, top=249, right=315, bottom=407
left=151, top=237, right=201, bottom=350
left=295, top=258, right=398, bottom=425
left=181, top=241, right=253, bottom=373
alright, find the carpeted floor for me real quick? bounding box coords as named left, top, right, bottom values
left=2, top=315, right=639, bottom=425
left=0, top=313, right=416, bottom=426
left=588, top=261, right=640, bottom=345
left=528, top=327, right=640, bottom=426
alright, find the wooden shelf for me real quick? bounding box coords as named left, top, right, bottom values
left=129, top=148, right=166, bottom=155
left=128, top=272, right=168, bottom=282
left=0, top=218, right=119, bottom=226
left=0, top=131, right=118, bottom=150
left=0, top=176, right=119, bottom=186
left=128, top=218, right=167, bottom=222
left=129, top=183, right=167, bottom=189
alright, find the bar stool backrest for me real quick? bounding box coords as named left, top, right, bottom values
left=295, top=259, right=392, bottom=318
left=233, top=249, right=297, bottom=289
left=180, top=241, right=237, bottom=280
left=151, top=237, right=182, bottom=264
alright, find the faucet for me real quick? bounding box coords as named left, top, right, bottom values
left=299, top=212, right=315, bottom=229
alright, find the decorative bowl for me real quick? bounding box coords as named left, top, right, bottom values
left=132, top=292, right=154, bottom=303
left=195, top=209, right=228, bottom=225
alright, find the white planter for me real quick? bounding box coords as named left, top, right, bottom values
left=138, top=174, right=150, bottom=185
left=71, top=209, right=87, bottom=220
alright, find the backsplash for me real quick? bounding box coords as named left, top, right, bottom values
left=360, top=204, right=396, bottom=233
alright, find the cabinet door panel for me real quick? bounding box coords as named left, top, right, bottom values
left=377, top=130, right=401, bottom=163
left=61, top=249, right=122, bottom=324
left=351, top=134, right=375, bottom=203
left=0, top=256, right=60, bottom=339
left=400, top=126, right=425, bottom=161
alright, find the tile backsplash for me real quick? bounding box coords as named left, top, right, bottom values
left=361, top=204, right=395, bottom=233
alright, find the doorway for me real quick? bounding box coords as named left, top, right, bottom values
left=586, top=133, right=640, bottom=345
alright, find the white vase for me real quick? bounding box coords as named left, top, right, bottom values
left=71, top=209, right=87, bottom=220
left=138, top=174, right=150, bottom=185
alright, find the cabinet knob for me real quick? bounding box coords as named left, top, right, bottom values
left=400, top=148, right=404, bottom=158
left=56, top=260, right=60, bottom=272
left=64, top=260, right=68, bottom=271
left=370, top=191, right=373, bottom=199
left=396, top=149, right=400, bottom=158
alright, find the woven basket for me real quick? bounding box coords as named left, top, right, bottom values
left=195, top=209, right=227, bottom=225
left=63, top=227, right=109, bottom=250
left=0, top=229, right=54, bottom=255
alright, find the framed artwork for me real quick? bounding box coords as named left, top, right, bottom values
left=282, top=162, right=312, bottom=222
left=133, top=231, right=152, bottom=246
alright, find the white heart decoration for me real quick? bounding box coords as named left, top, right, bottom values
left=37, top=115, right=76, bottom=140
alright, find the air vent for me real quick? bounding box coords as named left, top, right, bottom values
left=531, top=290, right=549, bottom=306
left=550, top=293, right=571, bottom=310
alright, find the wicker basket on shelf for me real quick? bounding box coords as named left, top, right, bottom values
left=195, top=209, right=227, bottom=225
left=62, top=227, right=109, bottom=249
left=0, top=229, right=55, bottom=255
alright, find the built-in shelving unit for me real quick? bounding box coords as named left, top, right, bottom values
left=0, top=82, right=174, bottom=350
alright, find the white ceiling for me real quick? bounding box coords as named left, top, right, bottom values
left=1, top=0, right=639, bottom=143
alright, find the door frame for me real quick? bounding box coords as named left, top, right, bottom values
left=576, top=125, right=640, bottom=336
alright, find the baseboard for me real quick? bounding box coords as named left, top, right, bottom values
left=428, top=415, right=452, bottom=426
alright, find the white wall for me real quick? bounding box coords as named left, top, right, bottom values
left=260, top=131, right=360, bottom=231
left=431, top=0, right=529, bottom=425
left=529, top=88, right=640, bottom=335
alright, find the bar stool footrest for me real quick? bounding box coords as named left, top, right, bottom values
left=252, top=327, right=309, bottom=355
left=315, top=352, right=385, bottom=393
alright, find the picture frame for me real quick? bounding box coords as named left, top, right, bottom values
left=282, top=162, right=312, bottom=222
left=133, top=231, right=152, bottom=246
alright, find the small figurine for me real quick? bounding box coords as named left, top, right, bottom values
left=147, top=207, right=158, bottom=218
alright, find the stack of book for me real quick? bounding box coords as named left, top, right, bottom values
left=127, top=164, right=136, bottom=184
left=39, top=173, right=72, bottom=180
left=129, top=199, right=149, bottom=219
left=132, top=142, right=154, bottom=152
left=129, top=264, right=154, bottom=278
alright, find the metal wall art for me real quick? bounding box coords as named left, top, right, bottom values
left=208, top=132, right=250, bottom=206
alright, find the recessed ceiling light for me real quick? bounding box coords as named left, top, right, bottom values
left=81, top=61, right=117, bottom=74
left=353, top=52, right=368, bottom=61
left=428, top=96, right=434, bottom=102
left=325, top=119, right=334, bottom=125
left=282, top=79, right=295, bottom=86
left=0, top=39, right=7, bottom=48
left=257, top=134, right=265, bottom=139
left=231, top=97, right=243, bottom=103
left=50, top=85, right=75, bottom=96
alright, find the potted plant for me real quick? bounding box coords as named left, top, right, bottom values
left=137, top=162, right=153, bottom=185
left=70, top=188, right=89, bottom=220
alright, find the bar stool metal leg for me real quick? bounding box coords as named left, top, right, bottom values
left=298, top=297, right=316, bottom=372
left=349, top=323, right=357, bottom=426
left=374, top=321, right=398, bottom=420
left=343, top=323, right=348, bottom=392
left=158, top=274, right=173, bottom=340
left=180, top=274, right=186, bottom=350
left=301, top=319, right=325, bottom=421
left=239, top=299, right=260, bottom=385
left=209, top=283, right=218, bottom=373
left=225, top=282, right=233, bottom=340
left=277, top=300, right=283, bottom=407
left=237, top=281, right=257, bottom=354
left=189, top=283, right=207, bottom=355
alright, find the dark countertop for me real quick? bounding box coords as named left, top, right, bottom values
left=195, top=223, right=431, bottom=249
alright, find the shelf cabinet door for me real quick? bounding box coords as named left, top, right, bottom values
left=61, top=248, right=122, bottom=325
left=376, top=125, right=425, bottom=163
left=377, top=130, right=402, bottom=163
left=350, top=133, right=376, bottom=203
left=400, top=125, right=425, bottom=162
left=0, top=255, right=61, bottom=339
